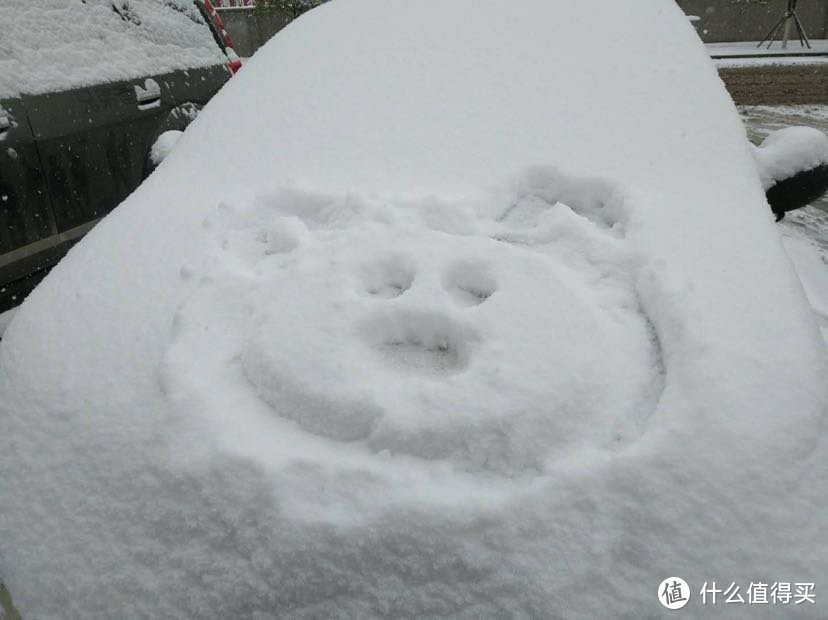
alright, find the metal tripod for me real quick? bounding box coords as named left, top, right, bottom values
left=757, top=0, right=811, bottom=49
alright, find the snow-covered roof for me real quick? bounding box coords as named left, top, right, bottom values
left=0, top=0, right=825, bottom=617
left=0, top=0, right=226, bottom=99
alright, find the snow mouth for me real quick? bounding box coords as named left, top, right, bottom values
left=162, top=167, right=664, bottom=476
left=360, top=310, right=472, bottom=377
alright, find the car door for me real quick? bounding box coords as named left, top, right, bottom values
left=167, top=64, right=232, bottom=110
left=25, top=76, right=172, bottom=236
left=0, top=98, right=59, bottom=311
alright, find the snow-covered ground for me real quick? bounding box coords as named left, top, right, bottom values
left=742, top=104, right=828, bottom=135
left=0, top=2, right=826, bottom=618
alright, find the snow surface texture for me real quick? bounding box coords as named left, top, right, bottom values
left=784, top=233, right=828, bottom=342
left=0, top=309, right=16, bottom=339
left=778, top=205, right=828, bottom=347
left=0, top=0, right=226, bottom=99
left=164, top=174, right=663, bottom=477
left=752, top=126, right=828, bottom=189
left=1, top=0, right=826, bottom=618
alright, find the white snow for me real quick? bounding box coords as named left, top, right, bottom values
left=0, top=0, right=226, bottom=99
left=0, top=308, right=16, bottom=339
left=150, top=130, right=184, bottom=165
left=0, top=1, right=826, bottom=618
left=743, top=104, right=828, bottom=125
left=778, top=206, right=828, bottom=347
left=752, top=126, right=828, bottom=189
left=167, top=179, right=662, bottom=477
left=783, top=234, right=828, bottom=339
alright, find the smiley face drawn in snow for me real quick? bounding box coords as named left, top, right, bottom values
left=162, top=169, right=664, bottom=476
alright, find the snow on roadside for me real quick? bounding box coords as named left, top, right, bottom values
left=741, top=104, right=828, bottom=136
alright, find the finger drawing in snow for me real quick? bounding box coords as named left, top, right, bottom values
left=161, top=167, right=664, bottom=478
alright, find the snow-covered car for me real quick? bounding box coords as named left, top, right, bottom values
left=0, top=0, right=826, bottom=618
left=0, top=0, right=240, bottom=313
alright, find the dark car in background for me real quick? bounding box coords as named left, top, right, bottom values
left=0, top=0, right=239, bottom=313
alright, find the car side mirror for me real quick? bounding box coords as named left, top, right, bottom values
left=751, top=126, right=828, bottom=221
left=766, top=163, right=828, bottom=221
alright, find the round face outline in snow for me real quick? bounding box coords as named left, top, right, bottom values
left=162, top=171, right=664, bottom=477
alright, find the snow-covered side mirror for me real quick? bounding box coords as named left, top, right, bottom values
left=751, top=127, right=828, bottom=221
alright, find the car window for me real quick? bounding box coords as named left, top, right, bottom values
left=0, top=0, right=226, bottom=100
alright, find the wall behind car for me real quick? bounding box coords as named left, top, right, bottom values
left=678, top=0, right=827, bottom=43
left=217, top=7, right=290, bottom=58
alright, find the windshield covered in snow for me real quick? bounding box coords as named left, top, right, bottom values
left=0, top=0, right=226, bottom=99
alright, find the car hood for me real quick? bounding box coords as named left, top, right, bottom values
left=1, top=0, right=826, bottom=617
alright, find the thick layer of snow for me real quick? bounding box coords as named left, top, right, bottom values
left=752, top=126, right=828, bottom=189
left=0, top=0, right=226, bottom=99
left=0, top=309, right=16, bottom=339
left=165, top=177, right=663, bottom=478
left=779, top=206, right=828, bottom=347
left=784, top=235, right=828, bottom=335
left=0, top=1, right=826, bottom=617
